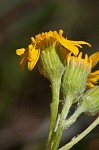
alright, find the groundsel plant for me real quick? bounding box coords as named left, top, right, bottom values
left=16, top=30, right=99, bottom=150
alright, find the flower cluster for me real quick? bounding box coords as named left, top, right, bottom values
left=16, top=30, right=99, bottom=150
left=16, top=30, right=91, bottom=70
left=16, top=29, right=99, bottom=101
left=16, top=30, right=99, bottom=88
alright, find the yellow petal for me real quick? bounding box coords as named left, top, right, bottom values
left=89, top=73, right=99, bottom=81
left=89, top=58, right=92, bottom=69
left=89, top=51, right=99, bottom=69
left=67, top=52, right=72, bottom=63
left=28, top=44, right=33, bottom=50
left=60, top=47, right=70, bottom=60
left=70, top=41, right=91, bottom=47
left=87, top=77, right=98, bottom=84
left=88, top=70, right=99, bottom=77
left=16, top=48, right=25, bottom=56
left=20, top=53, right=27, bottom=69
left=73, top=44, right=82, bottom=48
left=78, top=52, right=82, bottom=60
left=59, top=30, right=63, bottom=36
left=58, top=38, right=79, bottom=55
left=87, top=70, right=99, bottom=88
left=28, top=49, right=40, bottom=70
left=86, top=82, right=95, bottom=88
left=84, top=54, right=89, bottom=66
left=28, top=48, right=40, bottom=61
left=32, top=49, right=40, bottom=62
left=28, top=61, right=38, bottom=71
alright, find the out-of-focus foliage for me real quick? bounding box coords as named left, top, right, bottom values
left=0, top=0, right=99, bottom=150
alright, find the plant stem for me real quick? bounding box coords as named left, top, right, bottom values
left=59, top=117, right=99, bottom=150
left=64, top=104, right=85, bottom=129
left=51, top=95, right=74, bottom=150
left=46, top=79, right=61, bottom=150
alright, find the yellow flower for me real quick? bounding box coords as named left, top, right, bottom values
left=16, top=44, right=40, bottom=70
left=16, top=30, right=91, bottom=70
left=62, top=51, right=99, bottom=101
left=65, top=51, right=99, bottom=89
left=87, top=51, right=99, bottom=88
left=62, top=52, right=91, bottom=98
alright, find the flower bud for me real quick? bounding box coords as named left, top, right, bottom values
left=62, top=53, right=91, bottom=99
left=81, top=86, right=99, bottom=115
left=39, top=43, right=64, bottom=81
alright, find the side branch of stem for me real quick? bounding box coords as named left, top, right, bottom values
left=59, top=117, right=99, bottom=150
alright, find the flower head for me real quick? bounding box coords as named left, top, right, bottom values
left=81, top=86, right=99, bottom=115
left=86, top=51, right=99, bottom=88
left=31, top=30, right=91, bottom=55
left=62, top=50, right=99, bottom=100
left=16, top=30, right=91, bottom=70
left=62, top=52, right=91, bottom=99
left=16, top=44, right=40, bottom=70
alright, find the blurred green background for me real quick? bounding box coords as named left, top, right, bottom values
left=0, top=0, right=99, bottom=150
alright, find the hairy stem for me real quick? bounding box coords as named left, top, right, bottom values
left=59, top=117, right=99, bottom=150
left=46, top=79, right=61, bottom=150
left=51, top=95, right=74, bottom=150
left=64, top=104, right=85, bottom=129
